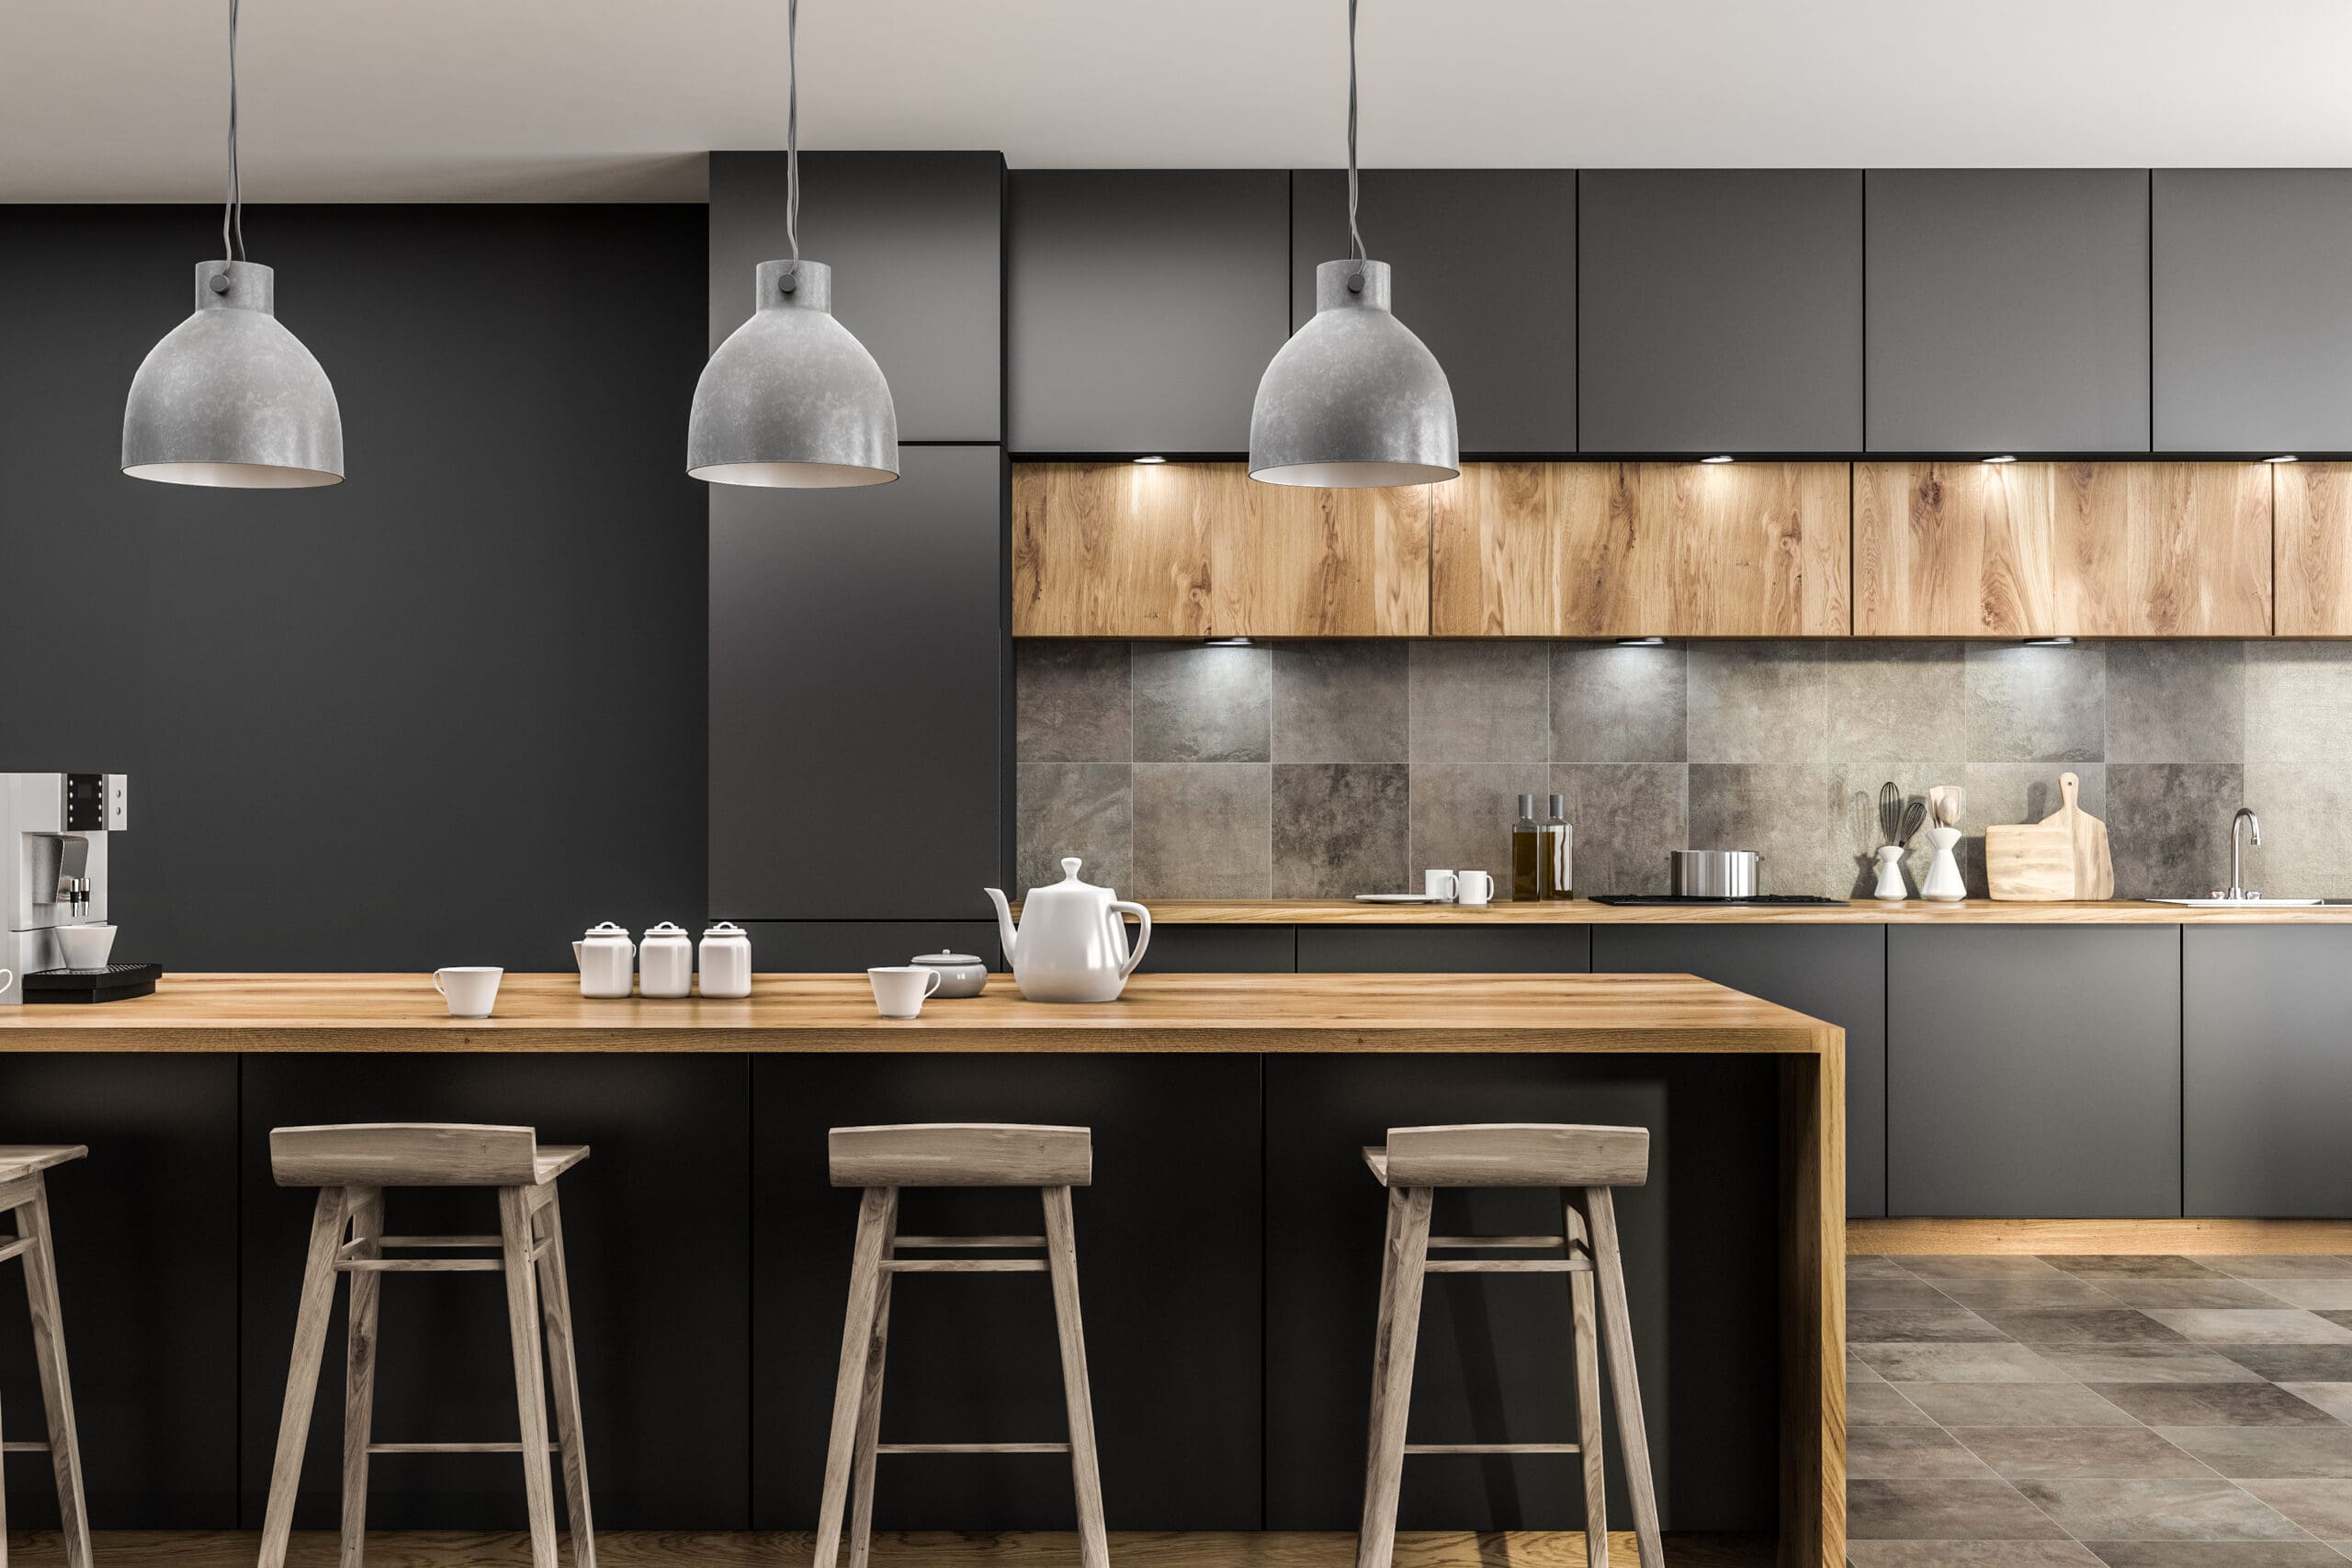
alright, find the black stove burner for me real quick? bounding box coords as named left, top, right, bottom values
left=1589, top=895, right=1849, bottom=907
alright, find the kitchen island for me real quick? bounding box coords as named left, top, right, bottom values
left=0, top=973, right=1841, bottom=1568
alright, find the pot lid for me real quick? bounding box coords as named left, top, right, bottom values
left=583, top=920, right=629, bottom=939
left=703, top=920, right=747, bottom=938
left=912, top=951, right=983, bottom=967
left=644, top=920, right=690, bottom=937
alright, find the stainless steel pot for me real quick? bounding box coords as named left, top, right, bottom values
left=1668, top=850, right=1760, bottom=898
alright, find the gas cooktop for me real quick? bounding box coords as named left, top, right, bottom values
left=1589, top=895, right=1849, bottom=907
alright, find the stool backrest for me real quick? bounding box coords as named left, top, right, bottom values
left=1384, top=1122, right=1649, bottom=1188
left=830, top=1122, right=1092, bottom=1188
left=270, top=1123, right=540, bottom=1188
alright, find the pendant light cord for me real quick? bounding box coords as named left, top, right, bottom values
left=784, top=0, right=801, bottom=276
left=223, top=0, right=245, bottom=265
left=1345, top=0, right=1363, bottom=265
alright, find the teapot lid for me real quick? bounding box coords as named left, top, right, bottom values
left=583, top=920, right=629, bottom=939
left=913, top=951, right=983, bottom=967
left=1026, top=856, right=1115, bottom=901
left=644, top=920, right=689, bottom=938
left=703, top=920, right=747, bottom=938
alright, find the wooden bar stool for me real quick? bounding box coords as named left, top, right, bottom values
left=0, top=1146, right=91, bottom=1568
left=815, top=1123, right=1106, bottom=1568
left=1357, top=1122, right=1660, bottom=1568
left=258, top=1123, right=595, bottom=1568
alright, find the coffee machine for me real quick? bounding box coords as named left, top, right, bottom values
left=4, top=773, right=149, bottom=1004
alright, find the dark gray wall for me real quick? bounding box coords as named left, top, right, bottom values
left=0, top=205, right=709, bottom=973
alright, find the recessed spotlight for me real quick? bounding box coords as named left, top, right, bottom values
left=1699, top=455, right=1735, bottom=465
left=1204, top=636, right=1253, bottom=647
left=2266, top=455, right=2301, bottom=464
left=1134, top=455, right=1169, bottom=465
left=2024, top=636, right=2076, bottom=648
left=1983, top=454, right=2018, bottom=465
left=1615, top=637, right=1666, bottom=648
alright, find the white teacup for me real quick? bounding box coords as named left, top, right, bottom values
left=868, top=965, right=944, bottom=1020
left=434, top=966, right=503, bottom=1019
left=1423, top=869, right=1458, bottom=901
left=57, top=924, right=116, bottom=970
left=1455, top=870, right=1495, bottom=906
left=0, top=968, right=11, bottom=996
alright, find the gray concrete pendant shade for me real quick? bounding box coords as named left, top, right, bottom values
left=1249, top=259, right=1459, bottom=489
left=122, top=260, right=345, bottom=488
left=687, top=260, right=899, bottom=488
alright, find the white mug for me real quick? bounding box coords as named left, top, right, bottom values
left=57, top=924, right=116, bottom=970
left=433, top=966, right=503, bottom=1019
left=0, top=968, right=11, bottom=997
left=1455, top=870, right=1495, bottom=906
left=1423, top=869, right=1458, bottom=901
left=868, top=965, right=944, bottom=1020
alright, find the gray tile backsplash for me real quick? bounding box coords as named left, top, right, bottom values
left=1015, top=639, right=2346, bottom=900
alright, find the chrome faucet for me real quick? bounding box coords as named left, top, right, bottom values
left=2224, top=807, right=2261, bottom=901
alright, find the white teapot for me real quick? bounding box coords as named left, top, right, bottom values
left=984, top=857, right=1152, bottom=1003
left=572, top=921, right=635, bottom=998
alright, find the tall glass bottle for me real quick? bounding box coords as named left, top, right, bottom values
left=1511, top=794, right=1544, bottom=901
left=1543, top=792, right=1574, bottom=899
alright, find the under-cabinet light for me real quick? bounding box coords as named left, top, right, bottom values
left=2024, top=637, right=2077, bottom=648
left=1204, top=637, right=1253, bottom=647
left=1616, top=637, right=1667, bottom=647
left=2266, top=455, right=2301, bottom=464
left=1983, top=455, right=2018, bottom=464
left=1135, top=455, right=1168, bottom=464
left=1700, top=455, right=1735, bottom=465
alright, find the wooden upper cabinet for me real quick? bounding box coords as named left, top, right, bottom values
left=2275, top=463, right=2352, bottom=636
left=1011, top=463, right=1430, bottom=637
left=1430, top=462, right=1851, bottom=637
left=1854, top=462, right=2272, bottom=637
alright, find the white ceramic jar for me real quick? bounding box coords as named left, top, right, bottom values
left=573, top=921, right=636, bottom=998
left=639, top=921, right=694, bottom=998
left=699, top=921, right=752, bottom=998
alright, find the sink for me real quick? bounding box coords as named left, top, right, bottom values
left=2145, top=897, right=2324, bottom=906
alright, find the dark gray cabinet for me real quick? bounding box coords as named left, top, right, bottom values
left=2186, top=927, right=2352, bottom=1216
left=709, top=446, right=1006, bottom=920
left=1577, top=171, right=1863, bottom=453
left=1291, top=171, right=1575, bottom=455
left=1865, top=169, right=2151, bottom=454
left=1297, top=924, right=1587, bottom=973
left=2154, top=170, right=2352, bottom=453
left=1888, top=926, right=2181, bottom=1217
left=709, top=152, right=1005, bottom=444
left=1008, top=171, right=1290, bottom=454
left=1594, top=925, right=1888, bottom=1219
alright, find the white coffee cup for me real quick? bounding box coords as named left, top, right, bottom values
left=1423, top=869, right=1459, bottom=901
left=0, top=969, right=11, bottom=996
left=868, top=965, right=944, bottom=1020
left=57, top=924, right=116, bottom=970
left=433, top=966, right=503, bottom=1019
left=1455, top=870, right=1495, bottom=906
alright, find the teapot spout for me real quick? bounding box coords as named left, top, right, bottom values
left=571, top=941, right=585, bottom=971
left=983, top=886, right=1017, bottom=964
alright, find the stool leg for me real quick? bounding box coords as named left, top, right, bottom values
left=532, top=1184, right=597, bottom=1568
left=1356, top=1182, right=1432, bottom=1568
left=846, top=1210, right=898, bottom=1568
left=262, top=1185, right=353, bottom=1568
left=815, top=1185, right=897, bottom=1568
left=1583, top=1187, right=1662, bottom=1568
left=498, top=1186, right=560, bottom=1568
left=1562, top=1192, right=1607, bottom=1568
left=17, top=1179, right=89, bottom=1568
left=1040, top=1185, right=1107, bottom=1568
left=340, top=1186, right=385, bottom=1568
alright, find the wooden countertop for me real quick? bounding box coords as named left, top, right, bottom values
left=1126, top=898, right=2352, bottom=925
left=0, top=972, right=1837, bottom=1055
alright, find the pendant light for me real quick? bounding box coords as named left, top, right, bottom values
left=122, top=0, right=343, bottom=489
left=1249, top=0, right=1457, bottom=489
left=688, top=0, right=899, bottom=488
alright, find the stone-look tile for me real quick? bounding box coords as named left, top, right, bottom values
left=2209, top=1258, right=2352, bottom=1280
left=2040, top=1347, right=2267, bottom=1385
left=1952, top=1426, right=2213, bottom=1481
left=1902, top=1382, right=2144, bottom=1428
left=1849, top=1478, right=2072, bottom=1540
left=2015, top=1477, right=2307, bottom=1540
left=2242, top=763, right=2352, bottom=900
left=2261, top=1282, right=2352, bottom=1311
left=1687, top=640, right=1827, bottom=762
left=1407, top=763, right=1546, bottom=887
left=1131, top=763, right=1270, bottom=900
left=1966, top=642, right=2108, bottom=762
left=1548, top=762, right=1686, bottom=897
left=2084, top=1544, right=2352, bottom=1567
left=1847, top=1545, right=2106, bottom=1567
left=1016, top=763, right=1132, bottom=896
left=2108, top=640, right=2247, bottom=762
left=1272, top=641, right=1408, bottom=762
left=2159, top=1426, right=2352, bottom=1479
left=1547, top=640, right=1688, bottom=762
left=1407, top=641, right=1549, bottom=763
left=2247, top=643, right=2352, bottom=764
left=1132, top=643, right=1270, bottom=762
left=2145, top=1309, right=2352, bottom=1346
left=1271, top=764, right=1409, bottom=898
left=1852, top=1255, right=1922, bottom=1280
left=1853, top=1381, right=1940, bottom=1426
left=1983, top=1309, right=2188, bottom=1348
left=1688, top=763, right=1844, bottom=896
left=2095, top=1382, right=2346, bottom=1427
left=1938, top=1277, right=2130, bottom=1310
left=1857, top=1341, right=2073, bottom=1384
left=2107, top=763, right=2249, bottom=900
left=2281, top=1383, right=2352, bottom=1424
left=1016, top=641, right=1133, bottom=763
left=1963, top=763, right=2107, bottom=897
left=2095, top=1278, right=2293, bottom=1311
left=1852, top=1349, right=1888, bottom=1383
left=1905, top=1256, right=2077, bottom=1281
left=1851, top=1278, right=1968, bottom=1310
left=1853, top=1425, right=2005, bottom=1480
left=2220, top=1348, right=2352, bottom=1384
left=2049, top=1256, right=2224, bottom=1280
left=1849, top=1308, right=2011, bottom=1344
left=1830, top=641, right=1968, bottom=759
left=2243, top=1479, right=2352, bottom=1538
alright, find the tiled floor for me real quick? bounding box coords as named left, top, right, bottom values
left=1847, top=1253, right=2352, bottom=1567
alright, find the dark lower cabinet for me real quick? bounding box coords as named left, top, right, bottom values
left=744, top=919, right=1004, bottom=974
left=2186, top=926, right=2352, bottom=1217
left=1594, top=925, right=1888, bottom=1218
left=1888, top=926, right=2181, bottom=1217
left=1139, top=923, right=1297, bottom=973
left=1297, top=924, right=1588, bottom=974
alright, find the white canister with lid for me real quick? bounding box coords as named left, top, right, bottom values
left=699, top=922, right=753, bottom=998
left=911, top=950, right=989, bottom=998
left=573, top=921, right=636, bottom=998
left=639, top=922, right=694, bottom=998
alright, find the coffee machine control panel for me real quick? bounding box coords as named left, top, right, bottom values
left=62, top=773, right=127, bottom=834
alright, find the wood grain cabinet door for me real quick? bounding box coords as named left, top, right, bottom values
left=1854, top=461, right=2271, bottom=637
left=1011, top=462, right=1431, bottom=637
left=1430, top=460, right=1850, bottom=637
left=2274, top=462, right=2352, bottom=636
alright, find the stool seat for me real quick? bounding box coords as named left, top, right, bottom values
left=270, top=1123, right=590, bottom=1190
left=1362, top=1123, right=1648, bottom=1189
left=0, top=1146, right=87, bottom=1183
left=829, top=1122, right=1091, bottom=1188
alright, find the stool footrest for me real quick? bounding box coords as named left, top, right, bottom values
left=340, top=1258, right=511, bottom=1273
left=1424, top=1258, right=1590, bottom=1273
left=0, top=1234, right=31, bottom=1265
left=875, top=1442, right=1072, bottom=1454
left=882, top=1258, right=1048, bottom=1273
left=1427, top=1235, right=1566, bottom=1249
left=894, top=1235, right=1046, bottom=1248
left=1, top=1439, right=51, bottom=1453
left=1403, top=1442, right=1582, bottom=1455
left=366, top=1441, right=560, bottom=1454
left=377, top=1235, right=503, bottom=1249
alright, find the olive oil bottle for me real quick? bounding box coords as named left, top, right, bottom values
left=1543, top=792, right=1574, bottom=899
left=1511, top=794, right=1544, bottom=901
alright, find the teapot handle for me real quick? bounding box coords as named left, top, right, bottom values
left=1110, top=900, right=1152, bottom=978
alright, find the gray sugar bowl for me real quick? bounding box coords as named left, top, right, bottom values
left=911, top=951, right=989, bottom=998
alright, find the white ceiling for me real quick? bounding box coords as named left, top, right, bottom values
left=9, top=0, right=2352, bottom=203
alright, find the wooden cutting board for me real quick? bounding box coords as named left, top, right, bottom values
left=2041, top=771, right=2115, bottom=900
left=1986, top=819, right=2077, bottom=900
